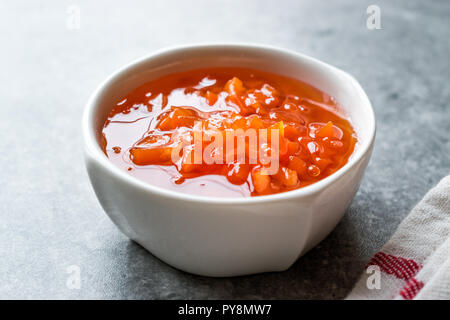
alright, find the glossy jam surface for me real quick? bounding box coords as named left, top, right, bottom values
left=102, top=68, right=357, bottom=197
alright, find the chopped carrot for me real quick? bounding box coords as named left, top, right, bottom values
left=286, top=141, right=300, bottom=155
left=251, top=166, right=271, bottom=193
left=130, top=147, right=172, bottom=165
left=316, top=121, right=334, bottom=138
left=204, top=91, right=218, bottom=105
left=224, top=77, right=245, bottom=96
left=247, top=115, right=263, bottom=129
left=226, top=162, right=250, bottom=185
left=288, top=156, right=307, bottom=177
left=274, top=167, right=298, bottom=187
left=284, top=125, right=305, bottom=141
left=268, top=121, right=284, bottom=138
left=158, top=108, right=198, bottom=131
left=103, top=71, right=356, bottom=197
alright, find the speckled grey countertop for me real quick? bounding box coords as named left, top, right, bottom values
left=1, top=0, right=449, bottom=299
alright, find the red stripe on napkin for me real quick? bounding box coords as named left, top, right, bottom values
left=399, top=278, right=425, bottom=300
left=366, top=252, right=422, bottom=280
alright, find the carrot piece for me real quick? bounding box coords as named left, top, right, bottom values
left=258, top=84, right=280, bottom=107
left=288, top=156, right=307, bottom=176
left=286, top=141, right=300, bottom=155
left=260, top=83, right=278, bottom=97
left=231, top=117, right=247, bottom=130
left=247, top=115, right=263, bottom=129
left=277, top=137, right=289, bottom=160
left=224, top=77, right=245, bottom=96
left=316, top=121, right=334, bottom=138
left=205, top=91, right=218, bottom=105
left=284, top=167, right=298, bottom=187
left=251, top=166, right=271, bottom=193
left=157, top=116, right=173, bottom=131
left=268, top=121, right=284, bottom=138
left=284, top=125, right=305, bottom=141
left=158, top=107, right=198, bottom=131
left=130, top=147, right=172, bottom=165
left=172, top=108, right=197, bottom=128
left=313, top=157, right=333, bottom=170
left=226, top=162, right=250, bottom=185
left=274, top=167, right=298, bottom=187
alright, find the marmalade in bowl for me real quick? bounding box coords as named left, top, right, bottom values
left=102, top=68, right=357, bottom=197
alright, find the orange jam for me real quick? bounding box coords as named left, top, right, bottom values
left=102, top=68, right=357, bottom=197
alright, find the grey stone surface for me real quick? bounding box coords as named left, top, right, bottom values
left=0, top=0, right=449, bottom=299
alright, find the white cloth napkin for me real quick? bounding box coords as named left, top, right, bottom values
left=347, top=175, right=450, bottom=300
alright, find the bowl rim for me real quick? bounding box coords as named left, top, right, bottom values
left=82, top=43, right=376, bottom=204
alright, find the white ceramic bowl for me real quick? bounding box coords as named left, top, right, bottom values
left=83, top=44, right=375, bottom=277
